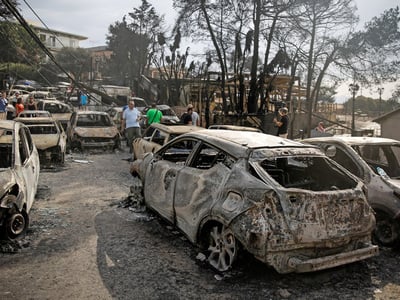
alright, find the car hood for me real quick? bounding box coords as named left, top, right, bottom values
left=74, top=126, right=119, bottom=138
left=51, top=113, right=72, bottom=120
left=0, top=169, right=16, bottom=195
left=32, top=135, right=60, bottom=150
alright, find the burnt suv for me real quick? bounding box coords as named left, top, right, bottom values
left=303, top=136, right=400, bottom=247
left=131, top=130, right=378, bottom=273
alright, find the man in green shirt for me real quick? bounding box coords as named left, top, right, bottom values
left=146, top=103, right=163, bottom=126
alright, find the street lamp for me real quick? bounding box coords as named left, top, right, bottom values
left=378, top=87, right=384, bottom=115
left=349, top=83, right=360, bottom=136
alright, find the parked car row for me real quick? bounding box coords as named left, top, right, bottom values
left=0, top=120, right=40, bottom=239
left=4, top=103, right=400, bottom=277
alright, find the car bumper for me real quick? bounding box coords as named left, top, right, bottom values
left=286, top=244, right=379, bottom=273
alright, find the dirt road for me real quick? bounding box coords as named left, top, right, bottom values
left=1, top=147, right=400, bottom=299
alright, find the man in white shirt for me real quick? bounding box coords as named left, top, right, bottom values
left=188, top=104, right=200, bottom=126
left=121, top=99, right=141, bottom=154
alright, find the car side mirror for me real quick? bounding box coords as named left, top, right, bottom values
left=325, top=145, right=336, bottom=158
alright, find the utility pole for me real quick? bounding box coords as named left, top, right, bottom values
left=349, top=83, right=360, bottom=136
left=378, top=87, right=384, bottom=116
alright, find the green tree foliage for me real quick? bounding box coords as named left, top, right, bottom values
left=343, top=95, right=400, bottom=115
left=345, top=6, right=400, bottom=85
left=106, top=0, right=163, bottom=89
left=0, top=0, right=18, bottom=19
left=0, top=21, right=42, bottom=64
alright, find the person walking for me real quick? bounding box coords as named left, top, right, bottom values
left=121, top=99, right=141, bottom=155
left=273, top=107, right=289, bottom=138
left=0, top=91, right=7, bottom=120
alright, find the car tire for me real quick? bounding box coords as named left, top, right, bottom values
left=373, top=211, right=400, bottom=247
left=4, top=206, right=29, bottom=240
left=206, top=225, right=238, bottom=272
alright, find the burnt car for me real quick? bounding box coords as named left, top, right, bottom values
left=68, top=111, right=121, bottom=151
left=106, top=106, right=124, bottom=132
left=14, top=116, right=67, bottom=165
left=133, top=123, right=202, bottom=160
left=0, top=120, right=40, bottom=239
left=37, top=99, right=73, bottom=131
left=131, top=130, right=378, bottom=273
left=302, top=136, right=400, bottom=247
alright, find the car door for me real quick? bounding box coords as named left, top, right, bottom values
left=143, top=138, right=197, bottom=223
left=173, top=142, right=233, bottom=241
left=134, top=128, right=166, bottom=159
left=17, top=126, right=39, bottom=211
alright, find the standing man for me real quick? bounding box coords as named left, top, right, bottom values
left=273, top=107, right=289, bottom=138
left=0, top=91, right=8, bottom=120
left=188, top=104, right=200, bottom=126
left=146, top=103, right=163, bottom=126
left=121, top=99, right=141, bottom=154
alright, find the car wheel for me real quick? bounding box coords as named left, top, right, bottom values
left=374, top=211, right=400, bottom=247
left=207, top=225, right=238, bottom=271
left=4, top=207, right=29, bottom=240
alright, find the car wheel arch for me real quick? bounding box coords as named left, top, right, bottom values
left=372, top=207, right=400, bottom=247
left=197, top=218, right=243, bottom=272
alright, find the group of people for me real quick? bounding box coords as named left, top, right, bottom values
left=120, top=100, right=201, bottom=155
left=180, top=104, right=200, bottom=126
left=0, top=91, right=38, bottom=120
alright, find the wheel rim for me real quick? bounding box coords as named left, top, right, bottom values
left=375, top=217, right=399, bottom=246
left=207, top=226, right=237, bottom=271
left=8, top=212, right=26, bottom=236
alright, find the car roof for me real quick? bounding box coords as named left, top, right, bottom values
left=303, top=136, right=400, bottom=146
left=38, top=99, right=66, bottom=104
left=76, top=110, right=108, bottom=115
left=14, top=117, right=57, bottom=124
left=18, top=110, right=51, bottom=115
left=0, top=120, right=17, bottom=130
left=149, top=123, right=203, bottom=134
left=183, top=129, right=311, bottom=150
left=208, top=124, right=261, bottom=132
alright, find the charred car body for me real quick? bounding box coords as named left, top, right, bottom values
left=68, top=111, right=121, bottom=151
left=0, top=120, right=40, bottom=239
left=303, top=136, right=400, bottom=247
left=37, top=99, right=73, bottom=131
left=14, top=117, right=67, bottom=165
left=131, top=130, right=378, bottom=273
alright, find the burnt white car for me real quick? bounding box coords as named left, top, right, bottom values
left=37, top=99, right=73, bottom=131
left=68, top=111, right=121, bottom=151
left=0, top=120, right=40, bottom=239
left=132, top=130, right=378, bottom=273
left=14, top=116, right=67, bottom=165
left=303, top=136, right=400, bottom=247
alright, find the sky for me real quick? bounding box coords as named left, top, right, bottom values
left=19, top=0, right=399, bottom=101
